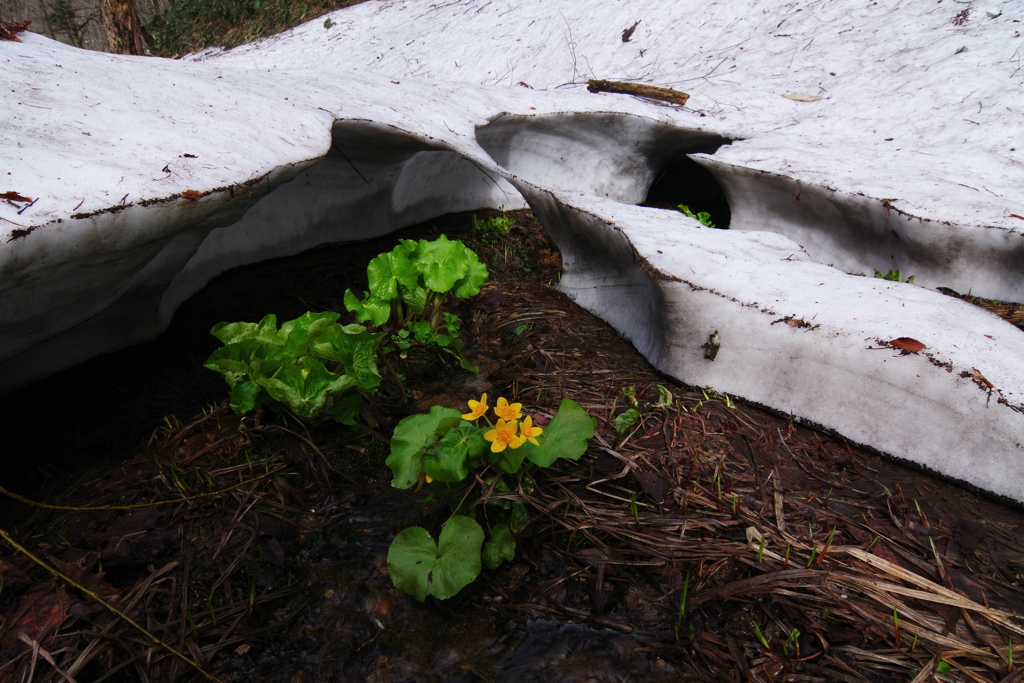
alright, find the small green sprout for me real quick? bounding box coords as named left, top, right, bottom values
left=678, top=204, right=716, bottom=228
left=472, top=213, right=516, bottom=235
left=874, top=268, right=915, bottom=284
left=784, top=628, right=801, bottom=658
left=751, top=621, right=771, bottom=650
left=893, top=605, right=902, bottom=647
left=674, top=572, right=691, bottom=641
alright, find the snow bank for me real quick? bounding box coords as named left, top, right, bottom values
left=2, top=0, right=1022, bottom=501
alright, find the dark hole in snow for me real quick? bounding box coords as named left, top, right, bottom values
left=645, top=154, right=732, bottom=229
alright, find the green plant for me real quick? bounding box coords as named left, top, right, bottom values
left=678, top=204, right=716, bottom=228
left=344, top=235, right=487, bottom=372
left=203, top=311, right=383, bottom=424
left=146, top=0, right=359, bottom=56
left=472, top=213, right=516, bottom=236
left=874, top=268, right=915, bottom=284
left=751, top=621, right=771, bottom=650
left=674, top=571, right=691, bottom=641
left=614, top=385, right=641, bottom=437
left=784, top=628, right=801, bottom=658
left=385, top=393, right=595, bottom=601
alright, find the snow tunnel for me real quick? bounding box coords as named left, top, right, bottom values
left=474, top=112, right=732, bottom=208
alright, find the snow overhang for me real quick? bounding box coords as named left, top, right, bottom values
left=2, top=0, right=1022, bottom=502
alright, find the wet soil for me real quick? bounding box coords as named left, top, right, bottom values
left=2, top=210, right=1023, bottom=683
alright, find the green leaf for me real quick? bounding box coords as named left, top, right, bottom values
left=387, top=516, right=484, bottom=601
left=210, top=314, right=280, bottom=345
left=343, top=289, right=390, bottom=326
left=482, top=524, right=516, bottom=570
left=401, top=284, right=428, bottom=316
left=440, top=335, right=479, bottom=374
left=527, top=399, right=595, bottom=467
left=488, top=439, right=530, bottom=474
left=228, top=380, right=261, bottom=414
left=614, top=407, right=641, bottom=437
left=397, top=238, right=420, bottom=258
left=203, top=338, right=263, bottom=387
left=311, top=324, right=384, bottom=390
left=278, top=311, right=341, bottom=356
left=386, top=406, right=463, bottom=488
left=423, top=422, right=486, bottom=483
left=415, top=235, right=472, bottom=293
left=256, top=358, right=357, bottom=419
left=366, top=250, right=418, bottom=300
left=410, top=320, right=435, bottom=344
left=507, top=501, right=530, bottom=533
left=935, top=662, right=952, bottom=675
left=452, top=255, right=489, bottom=298
left=332, top=391, right=363, bottom=426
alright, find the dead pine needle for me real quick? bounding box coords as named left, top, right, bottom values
left=0, top=526, right=224, bottom=683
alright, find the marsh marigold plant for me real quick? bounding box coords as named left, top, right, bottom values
left=385, top=392, right=596, bottom=602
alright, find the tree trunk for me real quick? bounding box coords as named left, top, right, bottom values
left=101, top=0, right=144, bottom=55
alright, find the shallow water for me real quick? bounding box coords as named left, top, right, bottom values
left=260, top=491, right=689, bottom=683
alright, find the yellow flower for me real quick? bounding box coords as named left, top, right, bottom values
left=301, top=368, right=310, bottom=379
left=520, top=415, right=543, bottom=446
left=484, top=419, right=525, bottom=453
left=462, top=393, right=489, bottom=421
left=494, top=397, right=523, bottom=421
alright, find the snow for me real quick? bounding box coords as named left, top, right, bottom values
left=1, top=0, right=1023, bottom=501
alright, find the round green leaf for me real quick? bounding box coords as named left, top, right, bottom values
left=527, top=399, right=596, bottom=467
left=386, top=406, right=463, bottom=488
left=416, top=235, right=470, bottom=293
left=367, top=250, right=418, bottom=300
left=452, top=256, right=489, bottom=298
left=387, top=516, right=483, bottom=601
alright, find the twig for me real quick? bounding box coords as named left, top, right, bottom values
left=586, top=79, right=690, bottom=106
left=0, top=466, right=286, bottom=511
left=0, top=527, right=224, bottom=683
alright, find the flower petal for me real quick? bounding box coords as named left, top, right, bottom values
left=462, top=392, right=489, bottom=420
left=494, top=397, right=523, bottom=421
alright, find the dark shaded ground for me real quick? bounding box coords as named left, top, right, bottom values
left=1, top=210, right=1023, bottom=682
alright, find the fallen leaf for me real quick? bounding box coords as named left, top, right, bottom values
left=48, top=555, right=121, bottom=604
left=0, top=19, right=31, bottom=42
left=782, top=92, right=824, bottom=102
left=971, top=367, right=994, bottom=388
left=0, top=191, right=33, bottom=203
left=890, top=337, right=925, bottom=352
left=182, top=190, right=202, bottom=200
left=2, top=584, right=73, bottom=646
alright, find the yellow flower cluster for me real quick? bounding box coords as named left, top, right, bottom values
left=462, top=393, right=543, bottom=453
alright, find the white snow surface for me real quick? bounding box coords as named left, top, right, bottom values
left=2, top=0, right=1023, bottom=501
